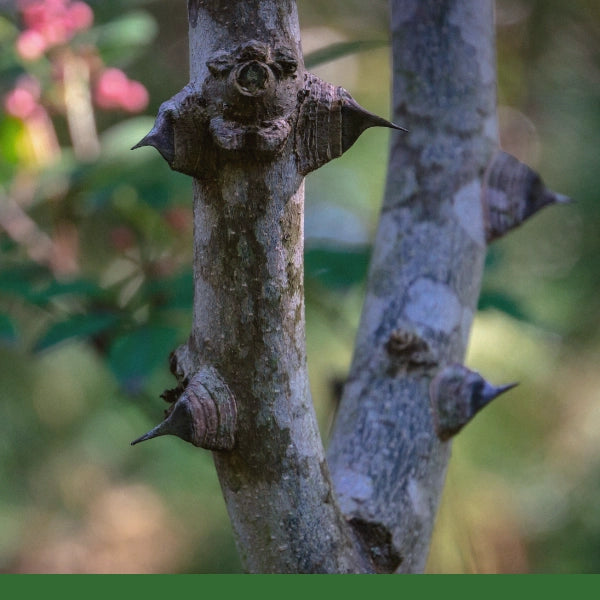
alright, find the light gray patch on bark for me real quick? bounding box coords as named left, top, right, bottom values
left=453, top=179, right=485, bottom=247
left=404, top=279, right=462, bottom=334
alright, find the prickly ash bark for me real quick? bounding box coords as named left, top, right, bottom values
left=326, top=1, right=499, bottom=573
left=131, top=0, right=569, bottom=574
left=131, top=0, right=404, bottom=573
left=184, top=1, right=363, bottom=574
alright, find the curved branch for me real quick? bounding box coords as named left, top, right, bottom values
left=327, top=0, right=498, bottom=573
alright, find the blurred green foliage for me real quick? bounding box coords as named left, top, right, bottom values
left=0, top=0, right=599, bottom=573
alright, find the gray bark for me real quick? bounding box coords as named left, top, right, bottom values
left=187, top=0, right=367, bottom=574
left=134, top=0, right=564, bottom=574
left=133, top=0, right=408, bottom=572
left=326, top=0, right=498, bottom=573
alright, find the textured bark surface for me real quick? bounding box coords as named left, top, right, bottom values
left=326, top=0, right=498, bottom=573
left=181, top=0, right=368, bottom=573
left=131, top=0, right=570, bottom=574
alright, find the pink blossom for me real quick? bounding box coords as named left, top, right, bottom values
left=109, top=226, right=136, bottom=252
left=94, top=68, right=130, bottom=110
left=121, top=80, right=149, bottom=113
left=38, top=18, right=69, bottom=46
left=64, top=2, right=93, bottom=32
left=3, top=76, right=42, bottom=120
left=94, top=68, right=149, bottom=113
left=20, top=2, right=52, bottom=30
left=16, top=0, right=94, bottom=58
left=164, top=206, right=193, bottom=233
left=16, top=28, right=47, bottom=60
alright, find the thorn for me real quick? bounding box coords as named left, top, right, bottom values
left=430, top=364, right=518, bottom=441
left=131, top=109, right=175, bottom=165
left=130, top=420, right=171, bottom=446
left=554, top=192, right=573, bottom=205
left=130, top=393, right=195, bottom=447
left=130, top=367, right=237, bottom=450
left=341, top=95, right=407, bottom=153
left=476, top=380, right=518, bottom=410
left=484, top=151, right=572, bottom=242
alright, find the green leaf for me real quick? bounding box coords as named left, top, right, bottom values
left=108, top=325, right=178, bottom=394
left=0, top=265, right=51, bottom=302
left=142, top=269, right=193, bottom=310
left=34, top=312, right=121, bottom=353
left=71, top=118, right=176, bottom=213
left=305, top=245, right=371, bottom=289
left=0, top=116, right=23, bottom=175
left=478, top=290, right=528, bottom=322
left=29, top=279, right=106, bottom=306
left=304, top=40, right=388, bottom=69
left=92, top=11, right=158, bottom=65
left=0, top=266, right=106, bottom=307
left=0, top=313, right=18, bottom=346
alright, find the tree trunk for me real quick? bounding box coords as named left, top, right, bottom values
left=186, top=0, right=371, bottom=574
left=133, top=0, right=380, bottom=573
left=133, top=0, right=566, bottom=574
left=326, top=0, right=498, bottom=573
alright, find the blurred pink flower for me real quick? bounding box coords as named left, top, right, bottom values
left=94, top=68, right=128, bottom=109
left=120, top=81, right=149, bottom=113
left=16, top=0, right=94, bottom=60
left=94, top=68, right=149, bottom=113
left=16, top=29, right=47, bottom=60
left=64, top=2, right=94, bottom=31
left=164, top=206, right=193, bottom=233
left=4, top=76, right=42, bottom=120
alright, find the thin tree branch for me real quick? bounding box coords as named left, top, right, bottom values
left=327, top=0, right=499, bottom=573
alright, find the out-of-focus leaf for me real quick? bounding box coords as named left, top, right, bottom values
left=0, top=266, right=108, bottom=307
left=0, top=265, right=50, bottom=301
left=477, top=290, right=528, bottom=322
left=0, top=237, right=17, bottom=253
left=92, top=11, right=158, bottom=65
left=304, top=40, right=388, bottom=69
left=100, top=117, right=158, bottom=160
left=29, top=279, right=106, bottom=306
left=0, top=313, right=18, bottom=346
left=483, top=245, right=505, bottom=272
left=108, top=324, right=178, bottom=394
left=0, top=116, right=23, bottom=176
left=72, top=118, right=176, bottom=212
left=143, top=269, right=193, bottom=310
left=34, top=312, right=121, bottom=353
left=111, top=189, right=171, bottom=243
left=305, top=245, right=371, bottom=289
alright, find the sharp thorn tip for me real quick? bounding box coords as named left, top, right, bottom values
left=555, top=193, right=573, bottom=204
left=499, top=381, right=519, bottom=394
left=131, top=136, right=149, bottom=151
left=130, top=423, right=167, bottom=446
